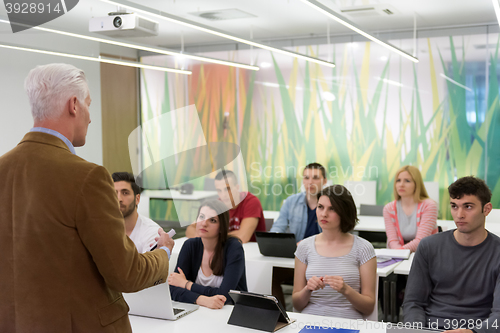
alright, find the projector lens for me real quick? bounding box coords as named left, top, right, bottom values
left=113, top=17, right=122, bottom=28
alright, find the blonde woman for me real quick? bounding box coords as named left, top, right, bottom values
left=383, top=165, right=438, bottom=252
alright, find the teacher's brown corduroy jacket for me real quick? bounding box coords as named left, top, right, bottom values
left=0, top=132, right=169, bottom=332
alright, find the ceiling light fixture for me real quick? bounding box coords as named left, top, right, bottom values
left=298, top=0, right=419, bottom=63
left=0, top=19, right=258, bottom=71
left=98, top=0, right=335, bottom=68
left=0, top=43, right=192, bottom=74
left=493, top=0, right=500, bottom=27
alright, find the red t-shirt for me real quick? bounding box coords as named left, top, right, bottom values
left=229, top=192, right=266, bottom=242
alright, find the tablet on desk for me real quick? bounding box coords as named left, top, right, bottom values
left=228, top=290, right=295, bottom=332
left=255, top=232, right=296, bottom=258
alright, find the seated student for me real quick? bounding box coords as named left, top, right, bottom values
left=403, top=176, right=500, bottom=333
left=270, top=162, right=327, bottom=242
left=112, top=172, right=163, bottom=253
left=269, top=162, right=327, bottom=307
left=169, top=200, right=247, bottom=309
left=292, top=185, right=377, bottom=320
left=186, top=170, right=265, bottom=243
left=384, top=165, right=438, bottom=252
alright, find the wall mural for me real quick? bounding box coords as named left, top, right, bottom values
left=141, top=33, right=500, bottom=220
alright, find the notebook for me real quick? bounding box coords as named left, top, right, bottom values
left=255, top=231, right=297, bottom=258
left=123, top=281, right=199, bottom=320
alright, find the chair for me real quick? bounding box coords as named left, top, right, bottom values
left=359, top=204, right=384, bottom=216
left=265, top=218, right=274, bottom=231
left=343, top=181, right=377, bottom=208
left=487, top=208, right=500, bottom=223
left=203, top=177, right=216, bottom=191
left=423, top=181, right=439, bottom=207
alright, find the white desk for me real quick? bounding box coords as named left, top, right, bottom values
left=170, top=238, right=402, bottom=293
left=129, top=305, right=387, bottom=333
left=394, top=253, right=415, bottom=275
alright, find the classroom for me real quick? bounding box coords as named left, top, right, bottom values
left=1, top=1, right=499, bottom=333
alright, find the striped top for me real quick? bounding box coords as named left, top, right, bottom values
left=383, top=198, right=438, bottom=252
left=295, top=235, right=376, bottom=319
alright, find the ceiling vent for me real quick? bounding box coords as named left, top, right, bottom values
left=338, top=4, right=399, bottom=18
left=189, top=9, right=256, bottom=21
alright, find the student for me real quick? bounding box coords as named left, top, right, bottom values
left=169, top=200, right=247, bottom=309
left=384, top=165, right=438, bottom=252
left=403, top=176, right=500, bottom=333
left=270, top=162, right=327, bottom=307
left=112, top=172, right=163, bottom=253
left=270, top=162, right=327, bottom=242
left=186, top=170, right=266, bottom=243
left=292, top=185, right=377, bottom=319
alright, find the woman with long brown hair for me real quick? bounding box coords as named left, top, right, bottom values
left=168, top=199, right=247, bottom=309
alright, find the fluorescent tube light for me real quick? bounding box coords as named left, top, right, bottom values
left=0, top=19, right=259, bottom=71
left=98, top=0, right=335, bottom=68
left=0, top=43, right=192, bottom=74
left=493, top=0, right=500, bottom=27
left=298, top=0, right=419, bottom=63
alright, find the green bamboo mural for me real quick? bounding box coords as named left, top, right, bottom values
left=141, top=33, right=500, bottom=221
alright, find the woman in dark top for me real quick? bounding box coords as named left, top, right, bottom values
left=168, top=199, right=247, bottom=309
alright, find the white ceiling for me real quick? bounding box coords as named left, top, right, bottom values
left=1, top=0, right=498, bottom=53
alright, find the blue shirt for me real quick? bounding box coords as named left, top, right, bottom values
left=303, top=206, right=319, bottom=239
left=30, top=127, right=76, bottom=154
left=270, top=192, right=322, bottom=242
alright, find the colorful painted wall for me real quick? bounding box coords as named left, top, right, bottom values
left=141, top=32, right=500, bottom=220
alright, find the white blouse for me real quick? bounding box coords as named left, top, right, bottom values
left=194, top=267, right=224, bottom=288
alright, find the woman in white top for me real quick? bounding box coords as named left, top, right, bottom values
left=168, top=200, right=247, bottom=309
left=292, top=185, right=377, bottom=319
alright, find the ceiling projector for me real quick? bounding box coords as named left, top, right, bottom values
left=89, top=13, right=159, bottom=37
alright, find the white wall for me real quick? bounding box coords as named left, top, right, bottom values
left=0, top=30, right=103, bottom=164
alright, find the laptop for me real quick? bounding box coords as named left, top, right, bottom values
left=255, top=231, right=297, bottom=258
left=123, top=281, right=199, bottom=320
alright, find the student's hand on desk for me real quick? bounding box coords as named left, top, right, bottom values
left=196, top=295, right=226, bottom=309
left=155, top=228, right=175, bottom=252
left=324, top=276, right=348, bottom=294
left=168, top=267, right=187, bottom=288
left=306, top=276, right=325, bottom=291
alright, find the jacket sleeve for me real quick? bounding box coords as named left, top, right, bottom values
left=403, top=239, right=432, bottom=326
left=383, top=201, right=403, bottom=249
left=402, top=199, right=438, bottom=252
left=169, top=239, right=203, bottom=304
left=270, top=197, right=291, bottom=233
left=75, top=166, right=169, bottom=293
left=190, top=238, right=246, bottom=304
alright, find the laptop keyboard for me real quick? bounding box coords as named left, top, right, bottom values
left=173, top=308, right=185, bottom=315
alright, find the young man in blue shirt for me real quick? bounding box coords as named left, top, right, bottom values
left=270, top=162, right=327, bottom=307
left=270, top=162, right=328, bottom=242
